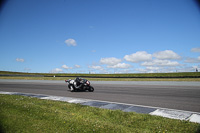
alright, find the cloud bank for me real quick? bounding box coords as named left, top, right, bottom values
left=49, top=48, right=200, bottom=73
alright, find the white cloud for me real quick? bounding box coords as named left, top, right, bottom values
left=146, top=66, right=160, bottom=71
left=88, top=65, right=104, bottom=70
left=124, top=51, right=152, bottom=63
left=62, top=65, right=72, bottom=69
left=16, top=58, right=24, bottom=62
left=175, top=65, right=199, bottom=72
left=184, top=56, right=200, bottom=63
left=142, top=59, right=180, bottom=66
left=112, top=68, right=132, bottom=74
left=107, top=63, right=131, bottom=69
left=135, top=66, right=179, bottom=73
left=135, top=66, right=161, bottom=73
left=135, top=68, right=148, bottom=73
left=153, top=50, right=181, bottom=60
left=100, top=57, right=122, bottom=65
left=50, top=68, right=63, bottom=73
left=24, top=68, right=31, bottom=71
left=191, top=48, right=200, bottom=53
left=65, top=39, right=77, bottom=46
left=74, top=65, right=80, bottom=68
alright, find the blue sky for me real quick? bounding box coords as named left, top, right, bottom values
left=0, top=0, right=200, bottom=73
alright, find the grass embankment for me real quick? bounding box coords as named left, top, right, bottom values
left=0, top=94, right=199, bottom=132
left=1, top=71, right=200, bottom=78
left=1, top=76, right=200, bottom=81
left=1, top=71, right=200, bottom=81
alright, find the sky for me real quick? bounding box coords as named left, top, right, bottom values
left=0, top=0, right=200, bottom=74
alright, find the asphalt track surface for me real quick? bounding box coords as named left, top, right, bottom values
left=0, top=79, right=200, bottom=113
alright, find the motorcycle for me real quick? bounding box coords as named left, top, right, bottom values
left=65, top=78, right=94, bottom=92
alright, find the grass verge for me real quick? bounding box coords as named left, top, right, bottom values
left=0, top=94, right=199, bottom=132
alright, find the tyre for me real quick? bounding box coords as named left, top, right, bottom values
left=89, top=86, right=94, bottom=92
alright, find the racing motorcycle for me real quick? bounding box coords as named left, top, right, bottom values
left=65, top=78, right=94, bottom=92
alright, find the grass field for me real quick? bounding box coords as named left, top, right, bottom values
left=0, top=94, right=199, bottom=132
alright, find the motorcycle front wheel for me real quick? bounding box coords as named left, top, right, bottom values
left=88, top=86, right=94, bottom=92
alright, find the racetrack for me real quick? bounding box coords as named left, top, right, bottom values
left=0, top=79, right=200, bottom=112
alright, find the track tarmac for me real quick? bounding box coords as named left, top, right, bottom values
left=0, top=79, right=200, bottom=112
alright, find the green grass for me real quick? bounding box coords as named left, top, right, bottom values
left=0, top=94, right=199, bottom=132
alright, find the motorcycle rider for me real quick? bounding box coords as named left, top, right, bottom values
left=74, top=77, right=83, bottom=89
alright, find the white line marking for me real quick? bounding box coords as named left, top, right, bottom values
left=0, top=92, right=14, bottom=95
left=150, top=109, right=192, bottom=120
left=68, top=99, right=87, bottom=103
left=40, top=96, right=63, bottom=101
left=188, top=114, right=200, bottom=123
